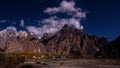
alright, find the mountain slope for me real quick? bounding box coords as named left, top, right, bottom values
left=0, top=31, right=46, bottom=54
left=96, top=36, right=120, bottom=58
left=41, top=25, right=109, bottom=57
left=1, top=25, right=119, bottom=58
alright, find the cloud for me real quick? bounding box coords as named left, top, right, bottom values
left=6, top=26, right=17, bottom=32
left=0, top=1, right=86, bottom=39
left=20, top=20, right=24, bottom=27
left=26, top=16, right=84, bottom=38
left=73, top=11, right=86, bottom=18
left=26, top=25, right=58, bottom=39
left=0, top=26, right=18, bottom=37
left=44, top=0, right=86, bottom=18
left=17, top=30, right=28, bottom=38
left=26, top=0, right=86, bottom=39
left=0, top=20, right=7, bottom=23
left=26, top=26, right=41, bottom=35
left=0, top=26, right=28, bottom=38
left=42, top=16, right=83, bottom=30
left=44, top=0, right=75, bottom=14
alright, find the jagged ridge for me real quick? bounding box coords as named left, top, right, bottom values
left=0, top=25, right=120, bottom=58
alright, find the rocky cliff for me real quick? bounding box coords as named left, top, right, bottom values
left=41, top=25, right=109, bottom=57
left=1, top=25, right=120, bottom=58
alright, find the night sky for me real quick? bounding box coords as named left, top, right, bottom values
left=0, top=0, right=120, bottom=41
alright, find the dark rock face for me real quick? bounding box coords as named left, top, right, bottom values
left=96, top=36, right=120, bottom=58
left=41, top=25, right=109, bottom=57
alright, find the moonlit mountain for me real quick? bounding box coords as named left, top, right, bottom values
left=0, top=0, right=120, bottom=58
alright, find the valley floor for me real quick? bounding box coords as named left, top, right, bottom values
left=17, top=58, right=120, bottom=68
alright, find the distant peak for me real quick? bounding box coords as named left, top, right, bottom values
left=61, top=24, right=82, bottom=33
left=62, top=24, right=71, bottom=29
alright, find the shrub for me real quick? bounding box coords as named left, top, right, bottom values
left=19, top=64, right=33, bottom=68
left=60, top=62, right=64, bottom=65
left=36, top=61, right=41, bottom=64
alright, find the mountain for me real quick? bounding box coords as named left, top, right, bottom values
left=1, top=25, right=120, bottom=58
left=96, top=36, right=120, bottom=58
left=41, top=25, right=109, bottom=58
left=0, top=30, right=46, bottom=54
left=17, top=34, right=46, bottom=54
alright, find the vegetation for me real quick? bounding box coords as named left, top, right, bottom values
left=36, top=61, right=41, bottom=64
left=18, top=64, right=33, bottom=68
left=0, top=52, right=86, bottom=68
left=0, top=52, right=25, bottom=68
left=60, top=62, right=64, bottom=65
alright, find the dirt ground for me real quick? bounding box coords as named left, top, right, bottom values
left=17, top=59, right=120, bottom=68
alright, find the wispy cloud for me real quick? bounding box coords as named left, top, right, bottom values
left=0, top=20, right=7, bottom=23
left=26, top=0, right=86, bottom=38
left=0, top=26, right=17, bottom=37
left=17, top=30, right=28, bottom=38
left=0, top=26, right=28, bottom=38
left=44, top=0, right=86, bottom=18
left=0, top=0, right=86, bottom=39
left=20, top=20, right=24, bottom=27
left=44, top=1, right=75, bottom=14
left=26, top=26, right=41, bottom=35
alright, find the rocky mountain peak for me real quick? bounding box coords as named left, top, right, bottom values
left=0, top=24, right=119, bottom=58
left=40, top=25, right=109, bottom=57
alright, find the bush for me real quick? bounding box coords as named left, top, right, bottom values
left=36, top=61, right=41, bottom=64
left=41, top=62, right=48, bottom=65
left=19, top=64, right=33, bottom=68
left=0, top=53, right=25, bottom=68
left=60, top=62, right=64, bottom=65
